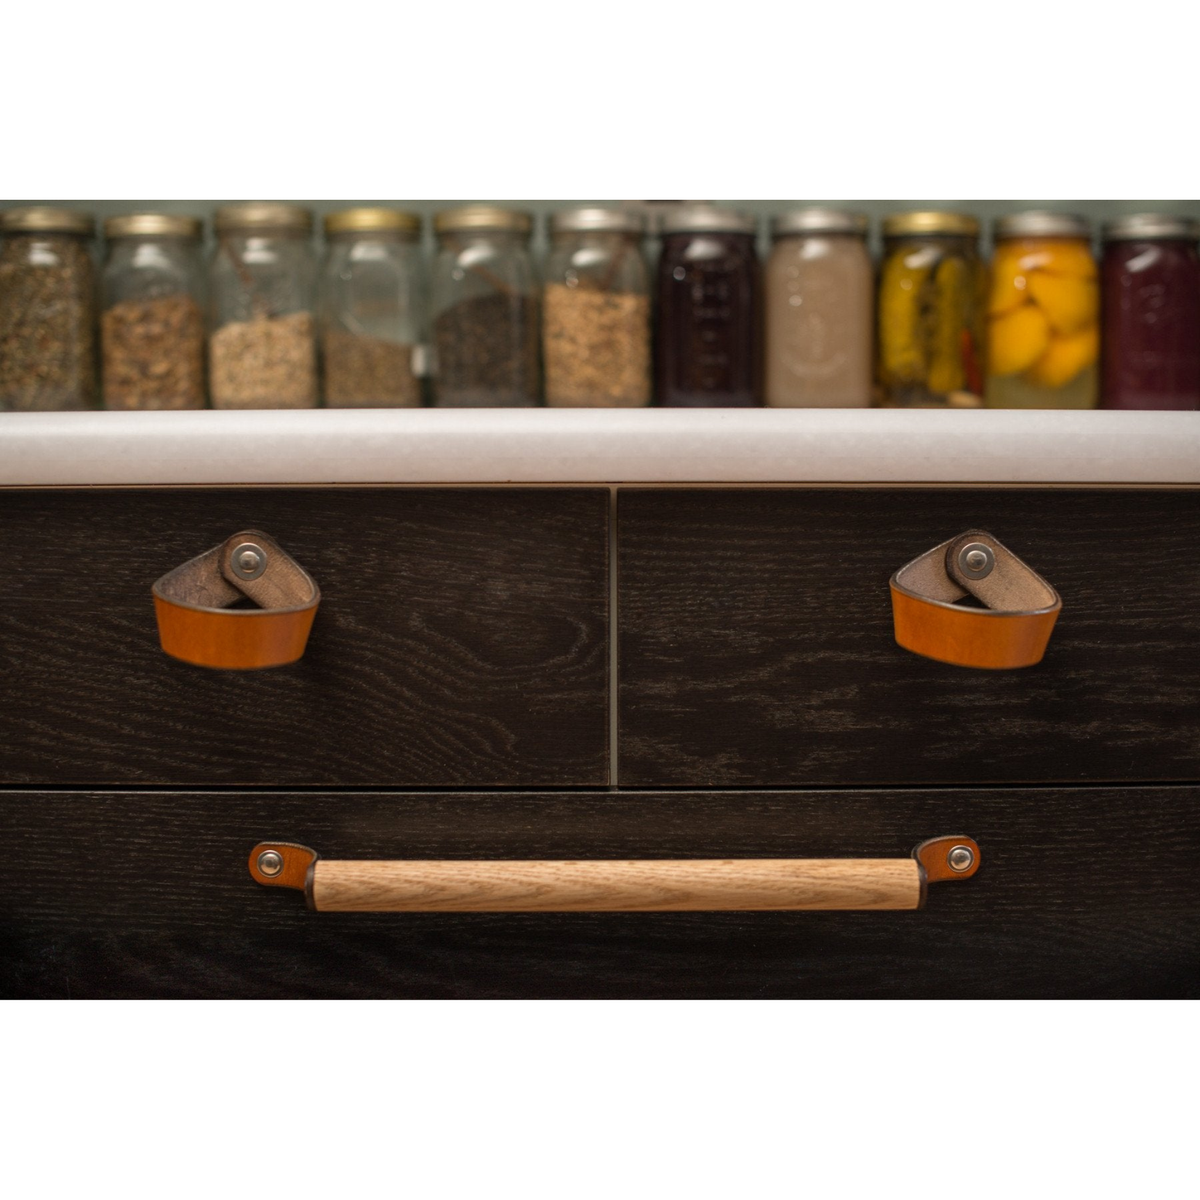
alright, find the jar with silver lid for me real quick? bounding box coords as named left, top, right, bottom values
left=101, top=213, right=206, bottom=410
left=986, top=211, right=1098, bottom=409
left=543, top=207, right=650, bottom=407
left=0, top=207, right=97, bottom=411
left=320, top=207, right=426, bottom=407
left=208, top=202, right=318, bottom=409
left=765, top=209, right=872, bottom=407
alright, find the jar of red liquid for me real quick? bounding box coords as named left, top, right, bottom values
left=1101, top=214, right=1200, bottom=411
left=655, top=205, right=759, bottom=406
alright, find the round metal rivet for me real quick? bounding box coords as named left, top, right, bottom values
left=231, top=541, right=267, bottom=581
left=965, top=550, right=988, bottom=571
left=957, top=542, right=994, bottom=580
left=947, top=845, right=975, bottom=873
left=257, top=849, right=284, bottom=877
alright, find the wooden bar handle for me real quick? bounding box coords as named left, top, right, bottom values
left=248, top=836, right=979, bottom=913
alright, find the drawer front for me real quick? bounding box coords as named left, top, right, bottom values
left=0, top=488, right=609, bottom=786
left=2, top=787, right=1197, bottom=998
left=619, top=489, right=1200, bottom=787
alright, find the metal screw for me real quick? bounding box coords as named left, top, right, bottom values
left=947, top=845, right=975, bottom=873
left=231, top=541, right=267, bottom=581
left=964, top=549, right=988, bottom=571
left=957, top=542, right=994, bottom=580
left=257, top=849, right=284, bottom=877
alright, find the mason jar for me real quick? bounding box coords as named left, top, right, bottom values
left=0, top=207, right=97, bottom=411
left=208, top=202, right=318, bottom=409
left=1101, top=214, right=1200, bottom=411
left=101, top=213, right=206, bottom=410
left=543, top=207, right=650, bottom=407
left=986, top=212, right=1098, bottom=409
left=431, top=205, right=539, bottom=407
left=765, top=208, right=872, bottom=407
left=655, top=205, right=759, bottom=407
left=319, top=207, right=425, bottom=407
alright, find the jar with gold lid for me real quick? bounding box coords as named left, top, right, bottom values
left=101, top=213, right=206, bottom=410
left=876, top=211, right=985, bottom=408
left=319, top=207, right=425, bottom=407
left=0, top=207, right=97, bottom=411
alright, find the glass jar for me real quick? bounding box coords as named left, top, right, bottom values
left=543, top=207, right=650, bottom=407
left=877, top=212, right=985, bottom=408
left=986, top=212, right=1098, bottom=409
left=319, top=207, right=425, bottom=407
left=101, top=214, right=206, bottom=410
left=655, top=205, right=759, bottom=407
left=0, top=207, right=97, bottom=411
left=208, top=203, right=317, bottom=409
left=431, top=206, right=539, bottom=407
left=765, top=209, right=872, bottom=407
left=1101, top=214, right=1200, bottom=411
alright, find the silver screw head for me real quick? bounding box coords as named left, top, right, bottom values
left=231, top=541, right=267, bottom=581
left=957, top=542, right=994, bottom=580
left=257, top=849, right=284, bottom=877
left=947, top=845, right=975, bottom=873
left=964, top=549, right=988, bottom=571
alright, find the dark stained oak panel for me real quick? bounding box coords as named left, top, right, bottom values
left=618, top=489, right=1200, bottom=787
left=0, top=489, right=609, bottom=786
left=1, top=788, right=1197, bottom=999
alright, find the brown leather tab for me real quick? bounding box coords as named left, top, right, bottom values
left=913, top=835, right=981, bottom=883
left=248, top=842, right=319, bottom=892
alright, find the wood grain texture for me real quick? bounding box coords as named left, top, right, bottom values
left=2, top=787, right=1197, bottom=998
left=0, top=489, right=609, bottom=786
left=618, top=489, right=1200, bottom=786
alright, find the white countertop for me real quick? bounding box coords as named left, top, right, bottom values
left=0, top=408, right=1197, bottom=486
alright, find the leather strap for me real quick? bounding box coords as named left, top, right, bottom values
left=152, top=530, right=320, bottom=669
left=890, top=530, right=1061, bottom=669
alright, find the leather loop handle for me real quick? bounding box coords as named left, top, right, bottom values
left=890, top=530, right=1061, bottom=669
left=153, top=530, right=320, bottom=670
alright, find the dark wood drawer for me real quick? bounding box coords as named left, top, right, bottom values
left=619, top=489, right=1200, bottom=787
left=1, top=787, right=1196, bottom=998
left=0, top=488, right=609, bottom=786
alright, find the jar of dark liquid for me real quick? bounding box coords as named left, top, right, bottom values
left=1101, top=214, right=1200, bottom=411
left=655, top=205, right=759, bottom=406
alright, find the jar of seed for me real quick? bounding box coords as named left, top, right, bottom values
left=543, top=207, right=650, bottom=407
left=0, top=207, right=98, bottom=411
left=209, top=203, right=318, bottom=409
left=432, top=205, right=539, bottom=407
left=101, top=214, right=206, bottom=410
left=320, top=208, right=425, bottom=407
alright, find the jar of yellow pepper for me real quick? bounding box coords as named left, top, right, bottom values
left=986, top=212, right=1098, bottom=409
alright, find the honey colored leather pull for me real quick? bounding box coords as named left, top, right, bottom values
left=153, top=530, right=320, bottom=669
left=891, top=530, right=1061, bottom=669
left=248, top=836, right=980, bottom=913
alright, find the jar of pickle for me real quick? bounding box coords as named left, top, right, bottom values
left=208, top=203, right=318, bottom=409
left=432, top=206, right=539, bottom=407
left=765, top=209, right=872, bottom=407
left=0, top=207, right=97, bottom=411
left=655, top=205, right=759, bottom=407
left=320, top=208, right=425, bottom=408
left=543, top=207, right=650, bottom=407
left=101, top=214, right=206, bottom=410
left=877, top=211, right=985, bottom=408
left=1101, top=214, right=1200, bottom=411
left=986, top=212, right=1098, bottom=409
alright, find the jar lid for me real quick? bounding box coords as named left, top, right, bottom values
left=883, top=211, right=979, bottom=238
left=214, top=203, right=313, bottom=234
left=434, top=205, right=533, bottom=236
left=104, top=213, right=202, bottom=240
left=994, top=211, right=1090, bottom=240
left=771, top=208, right=868, bottom=238
left=1, top=206, right=94, bottom=235
left=325, top=207, right=421, bottom=237
left=550, top=207, right=645, bottom=235
left=1103, top=213, right=1199, bottom=242
left=660, top=205, right=757, bottom=236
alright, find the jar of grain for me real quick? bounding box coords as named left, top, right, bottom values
left=432, top=206, right=539, bottom=407
left=0, top=207, right=97, bottom=411
left=209, top=203, right=318, bottom=409
left=764, top=209, right=872, bottom=407
left=319, top=208, right=426, bottom=407
left=543, top=207, right=650, bottom=407
left=101, top=214, right=206, bottom=410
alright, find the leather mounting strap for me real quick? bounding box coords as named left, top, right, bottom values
left=152, top=529, right=320, bottom=669
left=890, top=530, right=1061, bottom=669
